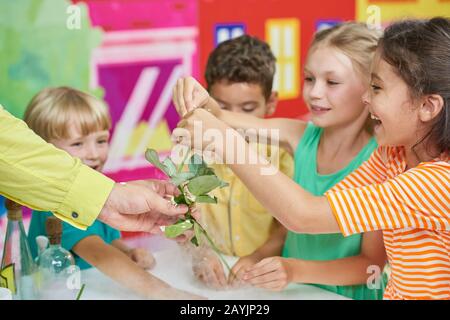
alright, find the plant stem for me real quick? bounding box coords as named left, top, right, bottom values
left=193, top=221, right=234, bottom=277
left=174, top=169, right=234, bottom=277
left=76, top=283, right=86, bottom=300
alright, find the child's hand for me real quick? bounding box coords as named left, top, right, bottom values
left=228, top=254, right=261, bottom=288
left=129, top=248, right=156, bottom=270
left=172, top=77, right=221, bottom=118
left=242, top=257, right=295, bottom=291
left=192, top=248, right=227, bottom=289
left=173, top=108, right=230, bottom=154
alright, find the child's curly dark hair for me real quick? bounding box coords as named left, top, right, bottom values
left=205, top=35, right=276, bottom=100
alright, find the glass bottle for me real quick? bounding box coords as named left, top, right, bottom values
left=37, top=217, right=76, bottom=299
left=34, top=235, right=49, bottom=265
left=0, top=200, right=38, bottom=299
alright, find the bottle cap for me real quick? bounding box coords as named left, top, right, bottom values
left=46, top=217, right=62, bottom=245
left=5, top=199, right=22, bottom=221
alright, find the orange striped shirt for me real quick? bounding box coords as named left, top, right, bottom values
left=326, top=146, right=450, bottom=300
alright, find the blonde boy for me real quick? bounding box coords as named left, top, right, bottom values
left=27, top=87, right=200, bottom=299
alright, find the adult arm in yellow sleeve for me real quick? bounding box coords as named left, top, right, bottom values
left=0, top=106, right=188, bottom=231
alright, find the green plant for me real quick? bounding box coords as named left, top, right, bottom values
left=145, top=148, right=233, bottom=272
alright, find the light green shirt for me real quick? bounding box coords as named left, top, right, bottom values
left=282, top=122, right=384, bottom=300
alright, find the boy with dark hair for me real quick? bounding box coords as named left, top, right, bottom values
left=192, top=35, right=294, bottom=289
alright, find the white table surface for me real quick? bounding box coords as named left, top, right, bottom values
left=79, top=235, right=349, bottom=300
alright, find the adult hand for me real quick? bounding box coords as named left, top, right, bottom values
left=97, top=180, right=188, bottom=232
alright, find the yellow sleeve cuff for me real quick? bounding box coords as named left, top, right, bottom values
left=55, top=165, right=115, bottom=230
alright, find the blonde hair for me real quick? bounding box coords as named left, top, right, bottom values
left=309, top=22, right=381, bottom=133
left=309, top=22, right=381, bottom=83
left=24, top=87, right=111, bottom=141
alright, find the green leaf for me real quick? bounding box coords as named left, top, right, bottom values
left=197, top=166, right=216, bottom=176
left=188, top=153, right=205, bottom=176
left=218, top=180, right=229, bottom=188
left=145, top=149, right=170, bottom=176
left=190, top=236, right=198, bottom=246
left=145, top=149, right=230, bottom=253
left=196, top=195, right=217, bottom=204
left=162, top=158, right=177, bottom=177
left=174, top=193, right=193, bottom=206
left=193, top=222, right=203, bottom=246
left=164, top=219, right=193, bottom=238
left=187, top=175, right=224, bottom=196
left=173, top=194, right=187, bottom=205
left=171, top=172, right=196, bottom=186
left=145, top=149, right=161, bottom=166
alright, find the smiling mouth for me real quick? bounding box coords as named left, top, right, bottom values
left=311, top=105, right=331, bottom=112
left=370, top=113, right=382, bottom=126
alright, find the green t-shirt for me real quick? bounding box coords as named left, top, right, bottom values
left=282, top=122, right=384, bottom=300
left=28, top=211, right=121, bottom=270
